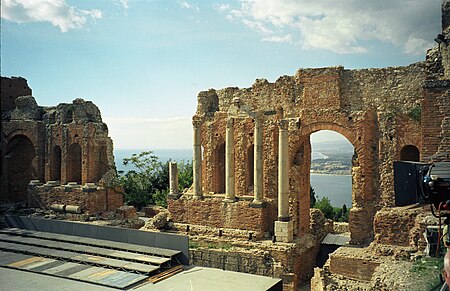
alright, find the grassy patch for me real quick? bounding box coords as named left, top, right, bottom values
left=412, top=257, right=443, bottom=290
left=207, top=243, right=218, bottom=249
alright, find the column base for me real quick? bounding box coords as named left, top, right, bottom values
left=223, top=197, right=237, bottom=203
left=167, top=193, right=181, bottom=200
left=250, top=200, right=266, bottom=208
left=192, top=195, right=203, bottom=200
left=274, top=220, right=293, bottom=243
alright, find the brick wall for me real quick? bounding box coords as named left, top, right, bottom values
left=28, top=184, right=123, bottom=213
left=169, top=197, right=276, bottom=234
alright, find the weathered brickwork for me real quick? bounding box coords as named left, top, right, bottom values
left=170, top=3, right=450, bottom=289
left=0, top=77, right=120, bottom=212
left=169, top=197, right=276, bottom=236
left=189, top=235, right=320, bottom=290
left=372, top=206, right=434, bottom=253
left=170, top=63, right=427, bottom=243
left=28, top=184, right=123, bottom=214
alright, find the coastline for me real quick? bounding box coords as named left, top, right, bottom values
left=310, top=172, right=351, bottom=177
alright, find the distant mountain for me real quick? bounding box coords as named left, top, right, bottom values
left=312, top=140, right=354, bottom=155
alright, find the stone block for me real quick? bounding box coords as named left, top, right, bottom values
left=275, top=221, right=293, bottom=242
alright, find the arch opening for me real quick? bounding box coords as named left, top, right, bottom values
left=52, top=145, right=62, bottom=181
left=246, top=144, right=254, bottom=194
left=308, top=130, right=354, bottom=267
left=5, top=135, right=36, bottom=202
left=214, top=143, right=226, bottom=193
left=68, top=143, right=82, bottom=184
left=400, top=145, right=420, bottom=162
left=95, top=145, right=109, bottom=182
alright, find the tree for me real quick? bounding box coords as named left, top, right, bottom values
left=342, top=204, right=348, bottom=214
left=340, top=204, right=349, bottom=222
left=119, top=151, right=194, bottom=209
left=177, top=160, right=193, bottom=192
left=119, top=151, right=168, bottom=208
left=310, top=186, right=317, bottom=208
left=314, top=197, right=334, bottom=219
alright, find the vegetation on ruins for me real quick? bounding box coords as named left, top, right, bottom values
left=411, top=257, right=443, bottom=290
left=119, top=151, right=193, bottom=208
left=408, top=105, right=422, bottom=122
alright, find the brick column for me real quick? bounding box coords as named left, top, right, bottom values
left=224, top=117, right=236, bottom=202
left=252, top=116, right=263, bottom=205
left=275, top=119, right=293, bottom=242
left=193, top=119, right=202, bottom=199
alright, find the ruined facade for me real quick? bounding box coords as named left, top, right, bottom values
left=170, top=57, right=427, bottom=244
left=169, top=1, right=450, bottom=288
left=0, top=77, right=123, bottom=212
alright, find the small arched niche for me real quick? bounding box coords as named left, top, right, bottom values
left=400, top=145, right=420, bottom=162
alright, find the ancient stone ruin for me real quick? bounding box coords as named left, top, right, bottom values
left=168, top=1, right=450, bottom=289
left=0, top=77, right=123, bottom=213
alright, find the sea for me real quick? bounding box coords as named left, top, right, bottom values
left=114, top=148, right=352, bottom=207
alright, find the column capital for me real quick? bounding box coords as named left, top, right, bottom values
left=226, top=117, right=234, bottom=127
left=254, top=114, right=263, bottom=125
left=192, top=118, right=202, bottom=128
left=278, top=119, right=289, bottom=130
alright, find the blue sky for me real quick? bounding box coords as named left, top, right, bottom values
left=1, top=0, right=442, bottom=149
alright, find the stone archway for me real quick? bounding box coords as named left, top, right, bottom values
left=5, top=134, right=36, bottom=202
left=293, top=122, right=370, bottom=242
left=400, top=145, right=420, bottom=162
left=67, top=143, right=82, bottom=184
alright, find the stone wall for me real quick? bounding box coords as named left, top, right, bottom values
left=176, top=58, right=429, bottom=244
left=190, top=248, right=274, bottom=277
left=372, top=206, right=434, bottom=252
left=181, top=3, right=450, bottom=290
left=169, top=196, right=277, bottom=236
left=1, top=77, right=119, bottom=206
left=188, top=234, right=320, bottom=291
left=328, top=248, right=380, bottom=282
left=28, top=183, right=123, bottom=214
left=1, top=76, right=32, bottom=115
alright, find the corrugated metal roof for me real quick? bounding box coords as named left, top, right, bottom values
left=0, top=250, right=148, bottom=289
left=321, top=233, right=350, bottom=246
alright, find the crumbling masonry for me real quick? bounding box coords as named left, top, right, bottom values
left=0, top=77, right=123, bottom=212
left=168, top=1, right=450, bottom=289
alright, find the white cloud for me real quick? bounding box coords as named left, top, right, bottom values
left=1, top=0, right=102, bottom=32
left=104, top=116, right=192, bottom=149
left=242, top=19, right=272, bottom=34
left=216, top=0, right=441, bottom=55
left=119, top=0, right=129, bottom=10
left=178, top=0, right=200, bottom=12
left=262, top=34, right=292, bottom=43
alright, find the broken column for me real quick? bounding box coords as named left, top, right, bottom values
left=193, top=118, right=202, bottom=199
left=252, top=115, right=263, bottom=205
left=168, top=162, right=180, bottom=199
left=275, top=119, right=293, bottom=242
left=224, top=117, right=236, bottom=202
